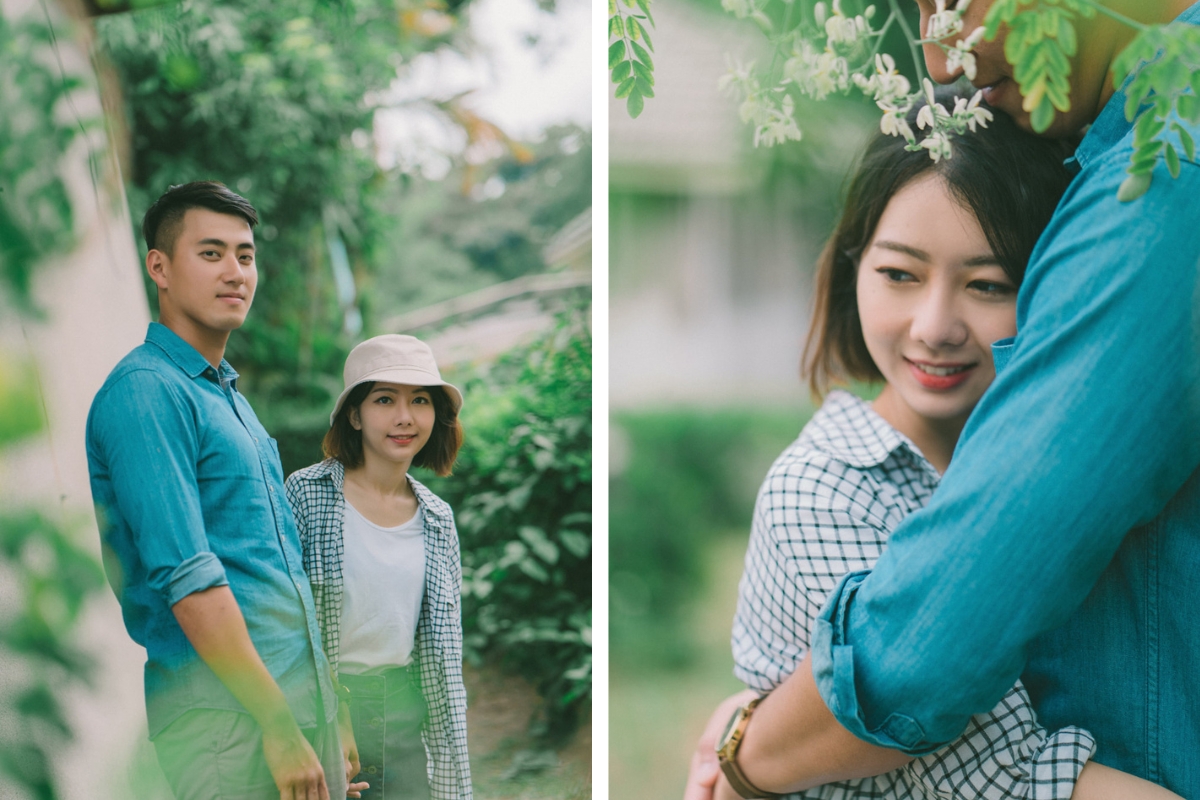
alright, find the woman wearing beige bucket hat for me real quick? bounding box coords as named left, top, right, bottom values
left=285, top=335, right=472, bottom=800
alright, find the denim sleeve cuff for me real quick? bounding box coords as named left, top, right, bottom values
left=812, top=570, right=944, bottom=756
left=165, top=552, right=229, bottom=607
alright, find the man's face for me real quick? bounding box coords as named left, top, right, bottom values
left=914, top=0, right=1110, bottom=137
left=149, top=208, right=257, bottom=338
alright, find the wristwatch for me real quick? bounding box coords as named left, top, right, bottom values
left=714, top=696, right=780, bottom=799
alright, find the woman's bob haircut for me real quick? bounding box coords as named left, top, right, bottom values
left=802, top=87, right=1075, bottom=398
left=322, top=381, right=464, bottom=476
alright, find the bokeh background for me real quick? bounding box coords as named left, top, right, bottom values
left=1, top=0, right=590, bottom=796
left=607, top=0, right=915, bottom=796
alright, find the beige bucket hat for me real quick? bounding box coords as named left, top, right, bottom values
left=329, top=335, right=463, bottom=426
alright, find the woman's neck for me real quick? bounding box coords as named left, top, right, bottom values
left=344, top=454, right=413, bottom=500
left=870, top=387, right=965, bottom=474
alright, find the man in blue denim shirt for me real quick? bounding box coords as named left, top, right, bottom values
left=688, top=2, right=1200, bottom=798
left=86, top=182, right=346, bottom=799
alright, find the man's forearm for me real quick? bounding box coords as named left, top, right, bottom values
left=172, top=585, right=301, bottom=737
left=738, top=656, right=911, bottom=794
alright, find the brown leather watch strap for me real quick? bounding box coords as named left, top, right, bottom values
left=715, top=697, right=781, bottom=799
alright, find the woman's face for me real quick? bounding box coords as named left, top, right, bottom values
left=856, top=172, right=1018, bottom=434
left=349, top=382, right=436, bottom=468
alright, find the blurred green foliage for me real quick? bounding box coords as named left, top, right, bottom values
left=422, top=309, right=592, bottom=740
left=0, top=7, right=96, bottom=313
left=0, top=355, right=106, bottom=800
left=95, top=2, right=591, bottom=472
left=609, top=406, right=811, bottom=670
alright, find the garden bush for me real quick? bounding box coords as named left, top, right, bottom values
left=420, top=308, right=592, bottom=741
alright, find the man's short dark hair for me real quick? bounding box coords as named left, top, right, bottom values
left=142, top=181, right=259, bottom=256
left=322, top=382, right=464, bottom=477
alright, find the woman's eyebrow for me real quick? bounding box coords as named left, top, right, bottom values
left=871, top=240, right=929, bottom=261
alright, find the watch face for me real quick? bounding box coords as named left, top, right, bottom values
left=716, top=706, right=744, bottom=756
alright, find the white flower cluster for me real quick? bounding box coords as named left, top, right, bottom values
left=911, top=78, right=994, bottom=162
left=721, top=58, right=803, bottom=147
left=945, top=26, right=986, bottom=80
left=721, top=0, right=754, bottom=21
left=925, top=0, right=970, bottom=41
left=818, top=0, right=873, bottom=47
left=749, top=94, right=804, bottom=146
left=853, top=54, right=915, bottom=141
left=784, top=39, right=851, bottom=101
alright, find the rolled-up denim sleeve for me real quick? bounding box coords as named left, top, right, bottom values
left=811, top=154, right=1200, bottom=753
left=91, top=369, right=228, bottom=605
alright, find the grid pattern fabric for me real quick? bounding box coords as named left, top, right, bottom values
left=286, top=458, right=472, bottom=800
left=732, top=390, right=1095, bottom=800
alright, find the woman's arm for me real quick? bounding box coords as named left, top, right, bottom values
left=1072, top=763, right=1183, bottom=800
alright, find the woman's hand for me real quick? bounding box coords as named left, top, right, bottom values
left=683, top=689, right=760, bottom=800
left=337, top=700, right=370, bottom=799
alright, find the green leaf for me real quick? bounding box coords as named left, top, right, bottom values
left=1178, top=94, right=1200, bottom=124
left=519, top=526, right=560, bottom=564
left=636, top=77, right=655, bottom=98
left=609, top=15, right=623, bottom=38
left=1131, top=140, right=1164, bottom=170
left=608, top=40, right=626, bottom=69
left=639, top=22, right=654, bottom=51
left=1134, top=111, right=1166, bottom=144
left=627, top=89, right=645, bottom=118
left=559, top=530, right=591, bottom=558
left=615, top=76, right=636, bottom=98
left=611, top=60, right=632, bottom=84
left=628, top=15, right=641, bottom=40
left=635, top=0, right=655, bottom=27
left=1117, top=170, right=1153, bottom=202
left=1058, top=16, right=1076, bottom=56
left=632, top=60, right=654, bottom=85
left=1165, top=142, right=1181, bottom=179
left=631, top=40, right=653, bottom=70
left=1173, top=122, right=1196, bottom=163
left=1031, top=97, right=1055, bottom=133
left=609, top=0, right=616, bottom=14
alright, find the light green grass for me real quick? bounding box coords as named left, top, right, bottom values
left=610, top=534, right=750, bottom=800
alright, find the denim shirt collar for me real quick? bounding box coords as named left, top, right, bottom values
left=145, top=322, right=239, bottom=388
left=1072, top=1, right=1200, bottom=173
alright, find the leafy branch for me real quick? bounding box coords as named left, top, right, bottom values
left=609, top=0, right=656, bottom=118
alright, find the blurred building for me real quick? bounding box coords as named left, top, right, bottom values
left=609, top=0, right=871, bottom=410
left=383, top=207, right=592, bottom=369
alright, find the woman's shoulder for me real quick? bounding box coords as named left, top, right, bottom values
left=285, top=458, right=343, bottom=495
left=408, top=475, right=454, bottom=520
left=786, top=390, right=907, bottom=470
left=761, top=390, right=906, bottom=490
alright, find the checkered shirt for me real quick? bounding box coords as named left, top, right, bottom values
left=285, top=458, right=472, bottom=800
left=733, top=390, right=1095, bottom=800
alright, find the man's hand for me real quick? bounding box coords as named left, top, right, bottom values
left=259, top=721, right=330, bottom=800
left=173, top=587, right=332, bottom=800
left=683, top=689, right=759, bottom=800
left=337, top=700, right=369, bottom=799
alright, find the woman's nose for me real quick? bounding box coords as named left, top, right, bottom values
left=909, top=291, right=968, bottom=349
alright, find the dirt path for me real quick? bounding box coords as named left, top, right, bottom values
left=464, top=664, right=591, bottom=800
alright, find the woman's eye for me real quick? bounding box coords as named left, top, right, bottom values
left=877, top=267, right=915, bottom=283
left=414, top=396, right=431, bottom=404
left=969, top=280, right=1016, bottom=296
left=375, top=396, right=392, bottom=404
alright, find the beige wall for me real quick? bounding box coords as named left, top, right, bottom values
left=0, top=8, right=164, bottom=793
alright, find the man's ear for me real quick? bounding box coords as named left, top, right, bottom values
left=146, top=248, right=170, bottom=291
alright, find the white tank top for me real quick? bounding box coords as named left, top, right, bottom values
left=337, top=502, right=425, bottom=674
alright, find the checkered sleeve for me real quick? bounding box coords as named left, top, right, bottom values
left=732, top=419, right=1094, bottom=800
left=733, top=450, right=903, bottom=799
left=900, top=682, right=1095, bottom=800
